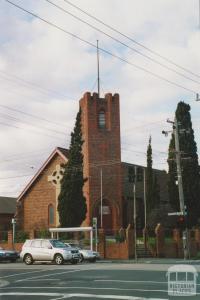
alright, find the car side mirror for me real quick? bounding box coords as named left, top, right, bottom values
left=48, top=245, right=52, bottom=249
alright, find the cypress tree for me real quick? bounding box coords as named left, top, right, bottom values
left=168, top=101, right=200, bottom=227
left=58, top=108, right=87, bottom=227
left=146, top=136, right=160, bottom=224
left=146, top=136, right=154, bottom=214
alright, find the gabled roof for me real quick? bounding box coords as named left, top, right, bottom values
left=17, top=147, right=68, bottom=202
left=0, top=196, right=16, bottom=214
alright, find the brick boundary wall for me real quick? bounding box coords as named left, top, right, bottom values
left=1, top=226, right=200, bottom=259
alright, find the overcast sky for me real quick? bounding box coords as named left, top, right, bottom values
left=0, top=0, right=200, bottom=197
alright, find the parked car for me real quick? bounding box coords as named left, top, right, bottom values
left=20, top=239, right=80, bottom=265
left=0, top=247, right=19, bottom=263
left=65, top=243, right=100, bottom=262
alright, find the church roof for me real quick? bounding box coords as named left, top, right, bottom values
left=0, top=196, right=16, bottom=214
left=57, top=147, right=69, bottom=158
left=17, top=147, right=68, bottom=202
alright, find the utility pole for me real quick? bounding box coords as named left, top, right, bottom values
left=100, top=168, right=103, bottom=228
left=173, top=117, right=188, bottom=259
left=143, top=168, right=147, bottom=229
left=143, top=167, right=147, bottom=248
left=128, top=166, right=137, bottom=261
left=165, top=118, right=189, bottom=259
left=133, top=166, right=137, bottom=262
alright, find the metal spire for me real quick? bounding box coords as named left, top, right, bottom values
left=97, top=40, right=100, bottom=98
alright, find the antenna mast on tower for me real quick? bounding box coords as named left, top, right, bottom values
left=97, top=40, right=100, bottom=98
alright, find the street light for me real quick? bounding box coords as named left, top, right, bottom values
left=11, top=218, right=16, bottom=248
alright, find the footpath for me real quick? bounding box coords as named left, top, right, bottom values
left=98, top=258, right=200, bottom=264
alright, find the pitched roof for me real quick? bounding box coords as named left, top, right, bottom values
left=0, top=196, right=16, bottom=214
left=57, top=147, right=69, bottom=158
left=17, top=147, right=68, bottom=202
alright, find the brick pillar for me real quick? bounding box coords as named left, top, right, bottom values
left=98, top=229, right=105, bottom=258
left=195, top=228, right=200, bottom=251
left=126, top=224, right=134, bottom=258
left=155, top=223, right=165, bottom=257
left=119, top=227, right=125, bottom=242
left=143, top=227, right=148, bottom=248
left=173, top=228, right=182, bottom=258
left=29, top=230, right=35, bottom=239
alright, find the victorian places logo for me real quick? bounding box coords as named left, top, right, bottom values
left=166, top=265, right=198, bottom=297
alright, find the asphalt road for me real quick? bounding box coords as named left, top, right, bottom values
left=0, top=261, right=199, bottom=299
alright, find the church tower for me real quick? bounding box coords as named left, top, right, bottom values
left=80, top=92, right=122, bottom=230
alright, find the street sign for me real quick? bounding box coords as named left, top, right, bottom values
left=92, top=217, right=97, bottom=228
left=168, top=212, right=184, bottom=216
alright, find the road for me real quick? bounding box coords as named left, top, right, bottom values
left=0, top=261, right=199, bottom=299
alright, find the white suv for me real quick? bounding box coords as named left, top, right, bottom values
left=20, top=239, right=80, bottom=265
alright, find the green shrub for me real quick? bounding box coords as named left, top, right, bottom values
left=36, top=229, right=51, bottom=239
left=115, top=233, right=125, bottom=243
left=15, top=231, right=29, bottom=242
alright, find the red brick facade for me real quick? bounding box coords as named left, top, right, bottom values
left=16, top=91, right=168, bottom=232
left=80, top=92, right=122, bottom=230
left=17, top=92, right=123, bottom=232
left=17, top=150, right=67, bottom=231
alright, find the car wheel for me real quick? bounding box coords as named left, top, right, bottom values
left=54, top=254, right=64, bottom=265
left=24, top=254, right=33, bottom=265
left=79, top=254, right=84, bottom=263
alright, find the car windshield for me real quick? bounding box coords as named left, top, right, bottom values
left=50, top=240, right=67, bottom=248
left=69, top=243, right=81, bottom=249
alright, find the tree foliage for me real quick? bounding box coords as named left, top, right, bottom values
left=168, top=101, right=200, bottom=227
left=146, top=137, right=160, bottom=219
left=58, top=108, right=87, bottom=227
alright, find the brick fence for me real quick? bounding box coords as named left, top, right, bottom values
left=1, top=225, right=200, bottom=259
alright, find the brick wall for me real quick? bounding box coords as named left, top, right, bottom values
left=17, top=154, right=65, bottom=231
left=80, top=92, right=122, bottom=230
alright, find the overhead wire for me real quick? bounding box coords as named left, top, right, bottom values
left=0, top=119, right=65, bottom=140
left=46, top=0, right=200, bottom=86
left=0, top=112, right=66, bottom=136
left=0, top=70, right=72, bottom=99
left=63, top=0, right=200, bottom=80
left=3, top=0, right=199, bottom=95
left=0, top=104, right=69, bottom=130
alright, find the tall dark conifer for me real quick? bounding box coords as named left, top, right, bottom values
left=146, top=136, right=160, bottom=224
left=58, top=108, right=87, bottom=227
left=168, top=102, right=200, bottom=227
left=146, top=136, right=154, bottom=214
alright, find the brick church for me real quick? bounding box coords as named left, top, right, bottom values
left=16, top=92, right=168, bottom=232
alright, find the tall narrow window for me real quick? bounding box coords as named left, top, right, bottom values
left=48, top=204, right=54, bottom=225
left=98, top=110, right=106, bottom=128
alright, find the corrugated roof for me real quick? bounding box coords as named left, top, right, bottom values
left=0, top=196, right=16, bottom=214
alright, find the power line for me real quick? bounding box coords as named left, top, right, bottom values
left=46, top=0, right=200, bottom=86
left=0, top=112, right=66, bottom=136
left=0, top=105, right=68, bottom=129
left=64, top=0, right=200, bottom=80
left=0, top=70, right=72, bottom=99
left=4, top=0, right=198, bottom=95
left=0, top=120, right=64, bottom=140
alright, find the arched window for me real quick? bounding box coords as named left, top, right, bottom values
left=98, top=110, right=106, bottom=128
left=48, top=204, right=54, bottom=225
